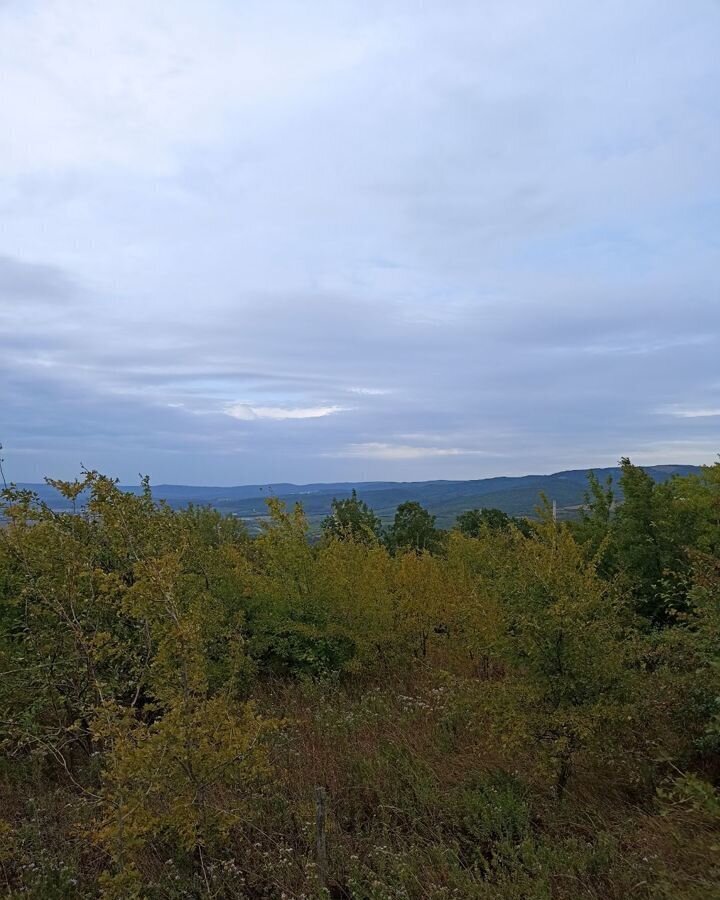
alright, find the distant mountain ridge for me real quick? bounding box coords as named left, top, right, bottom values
left=12, top=464, right=703, bottom=529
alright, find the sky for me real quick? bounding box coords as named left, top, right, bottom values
left=1, top=0, right=719, bottom=486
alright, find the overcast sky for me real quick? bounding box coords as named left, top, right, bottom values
left=2, top=0, right=719, bottom=485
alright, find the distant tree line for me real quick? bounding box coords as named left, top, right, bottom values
left=322, top=488, right=532, bottom=553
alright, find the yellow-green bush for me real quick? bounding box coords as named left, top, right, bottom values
left=1, top=464, right=719, bottom=897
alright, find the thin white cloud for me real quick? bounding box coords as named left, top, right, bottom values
left=658, top=405, right=720, bottom=418
left=333, top=442, right=491, bottom=460
left=580, top=335, right=713, bottom=356
left=347, top=387, right=391, bottom=396
left=225, top=403, right=347, bottom=421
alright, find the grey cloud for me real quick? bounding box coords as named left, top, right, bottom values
left=1, top=0, right=719, bottom=483
left=0, top=254, right=78, bottom=305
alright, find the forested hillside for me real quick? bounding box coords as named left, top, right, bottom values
left=1, top=458, right=719, bottom=898
left=15, top=464, right=700, bottom=530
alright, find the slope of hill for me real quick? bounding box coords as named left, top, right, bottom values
left=12, top=464, right=702, bottom=529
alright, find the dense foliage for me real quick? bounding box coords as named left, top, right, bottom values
left=0, top=459, right=719, bottom=898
